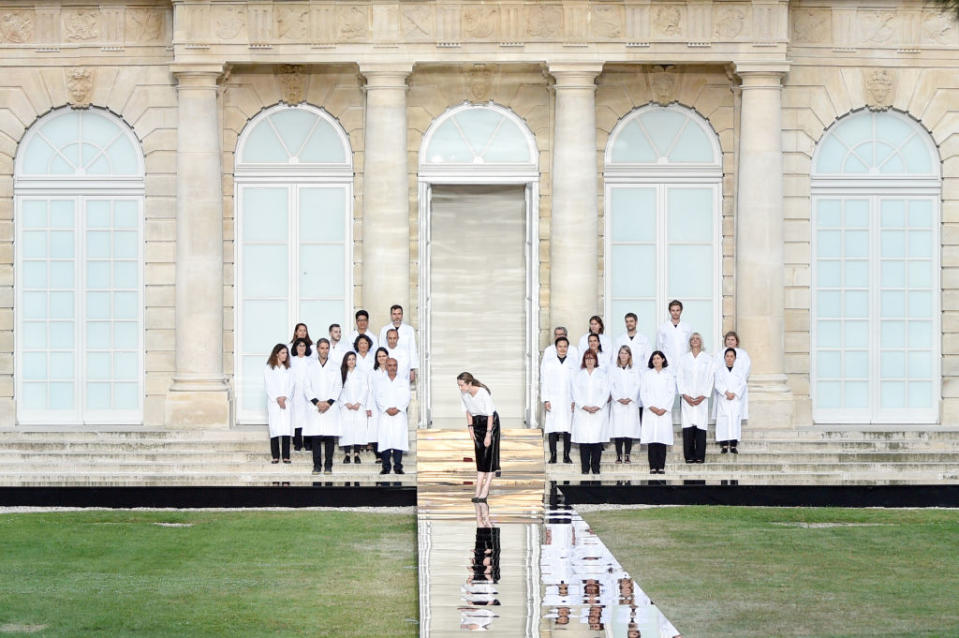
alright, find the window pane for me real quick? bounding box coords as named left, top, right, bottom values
left=114, top=262, right=137, bottom=288
left=22, top=353, right=47, bottom=380
left=299, top=187, right=346, bottom=242
left=21, top=383, right=46, bottom=409
left=49, top=322, right=74, bottom=348
left=87, top=231, right=111, bottom=258
left=816, top=291, right=841, bottom=318
left=299, top=245, right=344, bottom=297
left=484, top=119, right=532, bottom=163
left=49, top=352, right=74, bottom=379
left=611, top=299, right=657, bottom=346
left=817, top=261, right=841, bottom=288
left=87, top=322, right=111, bottom=348
left=678, top=300, right=714, bottom=352
left=845, top=200, right=869, bottom=227
left=240, top=356, right=268, bottom=413
left=114, top=292, right=138, bottom=319
left=667, top=188, right=713, bottom=242
left=87, top=200, right=111, bottom=227
left=817, top=351, right=841, bottom=374
left=908, top=321, right=932, bottom=349
left=242, top=187, right=288, bottom=242
left=22, top=322, right=46, bottom=347
left=668, top=246, right=712, bottom=297
left=880, top=291, right=904, bottom=317
left=114, top=352, right=137, bottom=380
left=270, top=108, right=318, bottom=157
left=641, top=109, right=686, bottom=157
left=880, top=381, right=906, bottom=408
left=880, top=199, right=905, bottom=227
left=242, top=245, right=288, bottom=298
left=114, top=322, right=138, bottom=349
left=610, top=121, right=657, bottom=163
left=908, top=291, right=932, bottom=318
left=114, top=200, right=138, bottom=228
left=115, top=383, right=139, bottom=410
left=908, top=351, right=932, bottom=379
left=23, top=262, right=47, bottom=288
left=880, top=261, right=905, bottom=288
left=844, top=321, right=868, bottom=348
left=87, top=352, right=111, bottom=379
left=817, top=200, right=841, bottom=227
left=87, top=382, right=111, bottom=409
left=669, top=122, right=714, bottom=163
left=425, top=120, right=473, bottom=163
left=880, top=320, right=906, bottom=348
left=87, top=261, right=110, bottom=289
left=50, top=262, right=74, bottom=288
left=114, top=231, right=137, bottom=258
left=908, top=200, right=932, bottom=227
left=844, top=291, right=867, bottom=318
left=86, top=292, right=111, bottom=319
left=844, top=381, right=868, bottom=408
left=611, top=245, right=655, bottom=297
left=908, top=381, right=933, bottom=408
left=299, top=117, right=347, bottom=164
left=880, top=351, right=905, bottom=378
left=299, top=300, right=346, bottom=337
left=816, top=381, right=841, bottom=408
left=816, top=320, right=840, bottom=347
left=241, top=119, right=289, bottom=163
left=242, top=300, right=288, bottom=352
left=844, top=260, right=868, bottom=288
left=49, top=292, right=74, bottom=319
left=845, top=351, right=868, bottom=379
left=844, top=230, right=867, bottom=258
left=908, top=231, right=932, bottom=258
left=49, top=382, right=74, bottom=409
left=610, top=188, right=656, bottom=242
left=817, top=231, right=841, bottom=258
left=50, top=231, right=74, bottom=258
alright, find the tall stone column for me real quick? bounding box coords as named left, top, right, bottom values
left=549, top=64, right=603, bottom=334
left=735, top=64, right=794, bottom=426
left=360, top=64, right=412, bottom=329
left=166, top=64, right=230, bottom=428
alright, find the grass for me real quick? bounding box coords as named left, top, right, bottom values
left=0, top=510, right=418, bottom=637
left=583, top=506, right=959, bottom=638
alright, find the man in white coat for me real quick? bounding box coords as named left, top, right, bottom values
left=541, top=336, right=576, bottom=464
left=656, top=300, right=693, bottom=371
left=304, top=339, right=343, bottom=474
left=374, top=358, right=411, bottom=474
left=328, top=323, right=349, bottom=367
left=384, top=328, right=412, bottom=380
left=349, top=309, right=378, bottom=353
left=541, top=326, right=580, bottom=373
left=614, top=312, right=652, bottom=370
left=378, top=304, right=418, bottom=383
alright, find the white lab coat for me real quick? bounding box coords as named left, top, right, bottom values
left=640, top=368, right=676, bottom=445
left=656, top=321, right=693, bottom=369
left=577, top=332, right=613, bottom=360
left=678, top=351, right=714, bottom=430
left=713, top=347, right=751, bottom=420
left=570, top=368, right=610, bottom=444
left=354, top=350, right=376, bottom=374
left=374, top=373, right=411, bottom=451
left=302, top=358, right=343, bottom=437
left=328, top=341, right=350, bottom=368
left=288, top=355, right=315, bottom=431
left=339, top=367, right=371, bottom=446
left=349, top=329, right=378, bottom=353
left=614, top=332, right=653, bottom=374
left=378, top=322, right=418, bottom=370
left=541, top=355, right=575, bottom=434
left=386, top=346, right=411, bottom=379
left=714, top=365, right=747, bottom=442
left=541, top=343, right=581, bottom=373
left=608, top=365, right=642, bottom=439
left=263, top=364, right=294, bottom=438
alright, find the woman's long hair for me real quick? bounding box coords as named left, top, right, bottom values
left=373, top=347, right=390, bottom=371
left=341, top=351, right=356, bottom=383
left=647, top=350, right=668, bottom=369
left=457, top=371, right=492, bottom=395
left=617, top=345, right=633, bottom=369
left=266, top=344, right=290, bottom=369
left=291, top=337, right=312, bottom=358
left=580, top=349, right=599, bottom=369
left=588, top=333, right=604, bottom=353
left=290, top=323, right=313, bottom=346
left=589, top=314, right=605, bottom=335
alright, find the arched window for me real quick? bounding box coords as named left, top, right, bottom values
left=811, top=109, right=940, bottom=423
left=234, top=104, right=353, bottom=423
left=604, top=104, right=722, bottom=349
left=15, top=107, right=144, bottom=424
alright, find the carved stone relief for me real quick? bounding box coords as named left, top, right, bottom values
left=592, top=5, right=623, bottom=40
left=467, top=64, right=493, bottom=102
left=66, top=67, right=94, bottom=108
left=401, top=5, right=432, bottom=41
left=791, top=7, right=831, bottom=45
left=0, top=10, right=34, bottom=43
left=214, top=5, right=246, bottom=40
left=462, top=6, right=498, bottom=39
left=63, top=9, right=100, bottom=42
left=648, top=65, right=679, bottom=106
left=336, top=5, right=368, bottom=42
left=713, top=5, right=746, bottom=40
left=922, top=9, right=956, bottom=46
left=277, top=64, right=306, bottom=105
left=864, top=69, right=895, bottom=110
left=527, top=4, right=562, bottom=40
left=126, top=8, right=164, bottom=43
left=651, top=6, right=683, bottom=39
left=858, top=10, right=897, bottom=45
left=276, top=5, right=308, bottom=41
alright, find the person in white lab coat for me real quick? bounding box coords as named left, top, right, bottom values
left=586, top=333, right=613, bottom=368
left=571, top=350, right=610, bottom=475
left=264, top=343, right=293, bottom=464
left=614, top=312, right=652, bottom=376
left=378, top=304, right=418, bottom=383
left=541, top=326, right=580, bottom=373
left=715, top=347, right=747, bottom=454
left=577, top=315, right=613, bottom=359
left=289, top=338, right=315, bottom=452
left=338, top=351, right=372, bottom=465
left=541, top=336, right=576, bottom=464
left=679, top=333, right=714, bottom=464
left=374, top=358, right=411, bottom=474
left=458, top=371, right=500, bottom=502
left=713, top=330, right=752, bottom=421
left=640, top=350, right=676, bottom=474
left=609, top=345, right=642, bottom=464
left=327, top=323, right=349, bottom=367
left=384, top=328, right=412, bottom=380
left=303, top=338, right=343, bottom=474
left=353, top=334, right=376, bottom=373
left=656, top=300, right=693, bottom=375
left=349, top=309, right=379, bottom=353
left=289, top=322, right=315, bottom=359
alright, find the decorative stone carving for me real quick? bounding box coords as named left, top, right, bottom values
left=858, top=10, right=896, bottom=44
left=0, top=10, right=34, bottom=43
left=277, top=64, right=306, bottom=105
left=592, top=5, right=623, bottom=39
left=214, top=5, right=246, bottom=40
left=649, top=65, right=679, bottom=106
left=401, top=5, right=432, bottom=41
left=714, top=5, right=746, bottom=40
left=922, top=10, right=955, bottom=46
left=126, top=8, right=164, bottom=43
left=462, top=6, right=498, bottom=39
left=66, top=68, right=94, bottom=108
left=63, top=9, right=100, bottom=41
left=791, top=7, right=831, bottom=44
left=276, top=5, right=308, bottom=41
left=527, top=4, right=561, bottom=39
left=651, top=6, right=683, bottom=38
left=864, top=69, right=895, bottom=111
left=467, top=64, right=493, bottom=103
left=336, top=5, right=368, bottom=42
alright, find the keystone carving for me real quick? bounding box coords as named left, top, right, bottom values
left=66, top=67, right=94, bottom=108
left=864, top=69, right=895, bottom=111
left=649, top=65, right=679, bottom=106
left=277, top=64, right=306, bottom=105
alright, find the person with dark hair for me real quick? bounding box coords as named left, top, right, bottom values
left=378, top=304, right=418, bottom=383
left=290, top=323, right=315, bottom=358
left=679, top=332, right=713, bottom=463
left=656, top=300, right=692, bottom=372
left=714, top=330, right=752, bottom=421
left=374, top=358, right=410, bottom=474
left=458, top=371, right=500, bottom=502
left=541, top=326, right=580, bottom=373
left=328, top=323, right=348, bottom=367
left=715, top=347, right=746, bottom=454
left=353, top=333, right=375, bottom=373
left=571, top=349, right=610, bottom=475
left=289, top=338, right=315, bottom=452
left=264, top=344, right=293, bottom=463
left=586, top=332, right=613, bottom=368
left=640, top=350, right=675, bottom=474
left=339, top=351, right=371, bottom=464
left=609, top=345, right=641, bottom=464
left=577, top=315, right=611, bottom=358
left=303, top=338, right=343, bottom=474
left=614, top=312, right=652, bottom=373
left=349, top=309, right=378, bottom=353
left=541, top=336, right=575, bottom=464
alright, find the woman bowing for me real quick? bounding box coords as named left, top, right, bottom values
left=458, top=372, right=501, bottom=503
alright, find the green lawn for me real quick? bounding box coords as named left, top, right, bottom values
left=0, top=510, right=417, bottom=638
left=583, top=506, right=959, bottom=638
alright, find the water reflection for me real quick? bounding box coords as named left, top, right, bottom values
left=460, top=503, right=501, bottom=631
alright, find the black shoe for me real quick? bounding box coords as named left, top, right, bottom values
left=657, top=469, right=666, bottom=474
left=721, top=447, right=729, bottom=454
left=395, top=468, right=405, bottom=475
left=379, top=468, right=390, bottom=475
left=354, top=454, right=361, bottom=464
left=695, top=459, right=705, bottom=464
left=293, top=446, right=303, bottom=452
left=312, top=468, right=321, bottom=475
left=563, top=456, right=573, bottom=464
left=324, top=469, right=332, bottom=475
left=344, top=455, right=351, bottom=464
left=685, top=459, right=694, bottom=464
left=649, top=469, right=657, bottom=475
left=548, top=455, right=557, bottom=464
left=731, top=447, right=738, bottom=454
left=471, top=497, right=481, bottom=503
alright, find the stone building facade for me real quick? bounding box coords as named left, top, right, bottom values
left=0, top=0, right=956, bottom=431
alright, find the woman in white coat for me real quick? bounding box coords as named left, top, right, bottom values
left=609, top=345, right=642, bottom=464
left=679, top=333, right=713, bottom=464
left=577, top=315, right=613, bottom=358
left=640, top=350, right=676, bottom=474
left=289, top=338, right=315, bottom=452
left=715, top=348, right=747, bottom=454
left=353, top=334, right=376, bottom=373
left=303, top=338, right=343, bottom=475
left=541, top=336, right=575, bottom=464
left=571, top=350, right=610, bottom=476
left=263, top=343, right=293, bottom=464
left=713, top=331, right=751, bottom=420
left=339, top=351, right=372, bottom=465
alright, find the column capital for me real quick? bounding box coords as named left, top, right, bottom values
left=732, top=61, right=789, bottom=88
left=548, top=63, right=604, bottom=89
left=170, top=63, right=226, bottom=89
left=360, top=63, right=413, bottom=90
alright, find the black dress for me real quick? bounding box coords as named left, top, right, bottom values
left=472, top=412, right=501, bottom=473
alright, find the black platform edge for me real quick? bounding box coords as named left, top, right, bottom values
left=554, top=483, right=959, bottom=508
left=0, top=485, right=416, bottom=508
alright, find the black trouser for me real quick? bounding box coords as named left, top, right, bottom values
left=310, top=435, right=336, bottom=471
left=294, top=428, right=312, bottom=451
left=579, top=443, right=602, bottom=474
left=719, top=438, right=739, bottom=449
left=683, top=428, right=707, bottom=462
left=381, top=448, right=404, bottom=473
left=647, top=442, right=668, bottom=471
left=547, top=432, right=571, bottom=460
left=613, top=437, right=633, bottom=458
left=270, top=435, right=290, bottom=460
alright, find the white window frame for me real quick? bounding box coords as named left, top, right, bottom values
left=234, top=104, right=353, bottom=425
left=14, top=107, right=145, bottom=426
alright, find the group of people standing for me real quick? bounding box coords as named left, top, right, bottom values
left=262, top=305, right=418, bottom=475
left=540, top=300, right=751, bottom=475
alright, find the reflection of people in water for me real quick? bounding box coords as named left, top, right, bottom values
left=460, top=502, right=502, bottom=630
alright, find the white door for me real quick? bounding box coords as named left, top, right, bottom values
left=428, top=185, right=527, bottom=427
